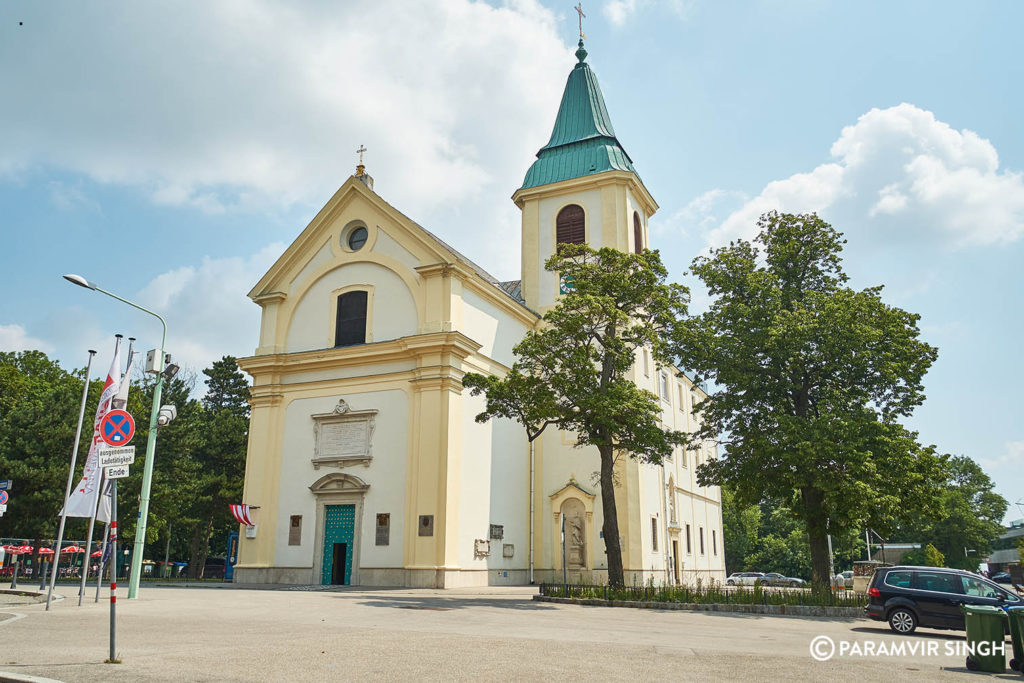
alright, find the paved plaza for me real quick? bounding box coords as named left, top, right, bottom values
left=0, top=585, right=1006, bottom=681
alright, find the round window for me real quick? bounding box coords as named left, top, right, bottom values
left=346, top=226, right=368, bottom=251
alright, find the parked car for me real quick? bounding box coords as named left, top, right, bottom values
left=866, top=565, right=1022, bottom=634
left=832, top=570, right=854, bottom=589
left=762, top=572, right=805, bottom=588
left=726, top=572, right=765, bottom=586
left=991, top=571, right=1012, bottom=584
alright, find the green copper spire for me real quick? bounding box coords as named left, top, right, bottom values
left=520, top=41, right=637, bottom=190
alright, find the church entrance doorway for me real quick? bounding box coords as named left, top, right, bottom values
left=322, top=504, right=355, bottom=585
left=331, top=543, right=349, bottom=584
left=672, top=540, right=680, bottom=583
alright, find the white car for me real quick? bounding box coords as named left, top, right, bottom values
left=726, top=572, right=765, bottom=586
left=832, top=570, right=854, bottom=589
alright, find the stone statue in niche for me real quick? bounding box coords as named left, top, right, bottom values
left=563, top=498, right=586, bottom=570
left=668, top=480, right=677, bottom=524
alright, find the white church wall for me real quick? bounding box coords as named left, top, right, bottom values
left=539, top=430, right=608, bottom=575
left=457, top=391, right=529, bottom=584
left=373, top=227, right=422, bottom=272
left=639, top=462, right=669, bottom=575
left=535, top=188, right=603, bottom=307
left=273, top=389, right=409, bottom=577
left=459, top=289, right=530, bottom=369
left=286, top=262, right=418, bottom=353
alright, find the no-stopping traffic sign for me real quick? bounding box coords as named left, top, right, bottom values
left=99, top=409, right=135, bottom=447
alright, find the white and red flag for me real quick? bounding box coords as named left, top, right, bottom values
left=62, top=341, right=121, bottom=518
left=229, top=505, right=256, bottom=527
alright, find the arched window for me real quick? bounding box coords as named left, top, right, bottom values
left=556, top=204, right=586, bottom=246
left=335, top=291, right=368, bottom=347
left=633, top=211, right=643, bottom=253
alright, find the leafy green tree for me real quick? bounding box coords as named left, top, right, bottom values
left=185, top=357, right=249, bottom=577
left=894, top=455, right=1006, bottom=570
left=0, top=351, right=100, bottom=561
left=676, top=212, right=946, bottom=587
left=721, top=488, right=760, bottom=574
left=464, top=244, right=688, bottom=587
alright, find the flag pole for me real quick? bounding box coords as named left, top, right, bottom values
left=81, top=337, right=134, bottom=605
left=95, top=521, right=110, bottom=602
left=79, top=335, right=123, bottom=606
left=46, top=349, right=97, bottom=611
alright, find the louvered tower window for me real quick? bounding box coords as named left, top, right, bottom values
left=335, top=291, right=368, bottom=347
left=556, top=204, right=586, bottom=245
left=633, top=211, right=643, bottom=253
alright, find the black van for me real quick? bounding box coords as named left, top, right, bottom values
left=866, top=565, right=1022, bottom=634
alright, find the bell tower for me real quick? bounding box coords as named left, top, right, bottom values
left=512, top=39, right=658, bottom=312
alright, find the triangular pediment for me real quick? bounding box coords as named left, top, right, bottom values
left=248, top=176, right=502, bottom=301
left=309, top=472, right=369, bottom=494
left=549, top=476, right=595, bottom=501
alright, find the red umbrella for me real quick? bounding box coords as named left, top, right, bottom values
left=2, top=544, right=22, bottom=554
left=37, top=547, right=55, bottom=555
left=91, top=549, right=103, bottom=558
left=14, top=545, right=33, bottom=554
left=61, top=545, right=86, bottom=554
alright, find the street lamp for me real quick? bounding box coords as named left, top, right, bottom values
left=63, top=273, right=166, bottom=599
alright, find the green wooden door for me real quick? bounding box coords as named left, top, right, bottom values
left=321, top=504, right=356, bottom=585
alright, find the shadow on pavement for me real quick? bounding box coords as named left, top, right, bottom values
left=348, top=596, right=557, bottom=611
left=850, top=626, right=965, bottom=641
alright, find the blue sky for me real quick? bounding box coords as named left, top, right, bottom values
left=2, top=1, right=1022, bottom=523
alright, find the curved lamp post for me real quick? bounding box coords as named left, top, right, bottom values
left=63, top=274, right=166, bottom=599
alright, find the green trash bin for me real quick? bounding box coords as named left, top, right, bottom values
left=963, top=605, right=1007, bottom=673
left=1008, top=606, right=1024, bottom=672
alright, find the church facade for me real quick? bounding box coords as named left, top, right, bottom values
left=234, top=42, right=726, bottom=588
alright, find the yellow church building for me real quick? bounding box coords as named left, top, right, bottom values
left=234, top=40, right=725, bottom=588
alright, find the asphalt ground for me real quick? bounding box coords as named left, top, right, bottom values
left=0, top=585, right=1017, bottom=682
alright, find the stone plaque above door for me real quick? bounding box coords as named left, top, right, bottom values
left=311, top=399, right=378, bottom=470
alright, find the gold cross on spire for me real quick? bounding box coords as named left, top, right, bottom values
left=355, top=144, right=367, bottom=177
left=575, top=2, right=586, bottom=40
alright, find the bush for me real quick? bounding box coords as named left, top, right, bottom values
left=540, top=578, right=865, bottom=608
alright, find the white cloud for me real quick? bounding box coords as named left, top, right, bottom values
left=979, top=441, right=1024, bottom=473
left=134, top=244, right=285, bottom=374
left=652, top=188, right=746, bottom=239
left=604, top=0, right=640, bottom=25
left=0, top=324, right=55, bottom=354
left=603, top=0, right=695, bottom=25
left=0, top=0, right=573, bottom=278
left=703, top=104, right=1024, bottom=249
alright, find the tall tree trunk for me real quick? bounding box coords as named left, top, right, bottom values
left=188, top=526, right=205, bottom=579
left=801, top=487, right=831, bottom=589
left=599, top=445, right=625, bottom=587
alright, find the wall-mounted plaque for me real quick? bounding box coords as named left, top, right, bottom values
left=376, top=513, right=390, bottom=546
left=288, top=515, right=302, bottom=546
left=489, top=524, right=504, bottom=540
left=418, top=515, right=434, bottom=537
left=311, top=399, right=378, bottom=470
left=503, top=543, right=514, bottom=558
left=474, top=539, right=490, bottom=557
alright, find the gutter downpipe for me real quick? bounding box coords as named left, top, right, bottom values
left=529, top=438, right=535, bottom=584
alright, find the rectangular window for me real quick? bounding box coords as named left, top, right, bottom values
left=288, top=515, right=302, bottom=546
left=712, top=529, right=717, bottom=556
left=643, top=348, right=650, bottom=377
left=651, top=517, right=659, bottom=552
left=685, top=524, right=692, bottom=554
left=375, top=513, right=390, bottom=546
left=699, top=527, right=705, bottom=555
left=677, top=384, right=684, bottom=410
left=659, top=372, right=669, bottom=401
left=335, top=291, right=368, bottom=347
